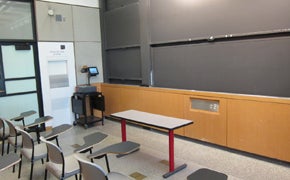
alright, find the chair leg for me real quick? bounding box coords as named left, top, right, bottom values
left=30, top=162, right=34, bottom=180
left=55, top=137, right=60, bottom=147
left=1, top=139, right=5, bottom=156
left=89, top=149, right=94, bottom=163
left=75, top=174, right=78, bottom=180
left=105, top=154, right=110, bottom=173
left=12, top=164, right=16, bottom=173
left=11, top=140, right=17, bottom=173
left=12, top=153, right=16, bottom=172
left=14, top=138, right=18, bottom=153
left=18, top=155, right=22, bottom=179
left=6, top=142, right=9, bottom=154
left=44, top=169, right=48, bottom=180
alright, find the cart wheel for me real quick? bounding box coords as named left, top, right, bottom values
left=73, top=121, right=77, bottom=126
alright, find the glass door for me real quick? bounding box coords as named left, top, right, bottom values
left=0, top=44, right=40, bottom=124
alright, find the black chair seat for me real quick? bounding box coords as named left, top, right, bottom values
left=45, top=124, right=72, bottom=146
left=88, top=141, right=140, bottom=173
left=88, top=141, right=140, bottom=159
left=74, top=132, right=108, bottom=153
left=187, top=168, right=228, bottom=180
left=46, top=124, right=72, bottom=139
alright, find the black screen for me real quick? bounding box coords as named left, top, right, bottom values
left=88, top=67, right=99, bottom=76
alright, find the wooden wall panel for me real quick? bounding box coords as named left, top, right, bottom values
left=184, top=96, right=227, bottom=146
left=141, top=90, right=184, bottom=117
left=119, top=87, right=143, bottom=111
left=141, top=89, right=185, bottom=135
left=101, top=84, right=185, bottom=135
left=227, top=99, right=290, bottom=162
left=100, top=85, right=121, bottom=115
left=100, top=83, right=290, bottom=162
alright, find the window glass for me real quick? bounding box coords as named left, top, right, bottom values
left=0, top=93, right=39, bottom=125
left=0, top=0, right=33, bottom=40
left=2, top=45, right=35, bottom=78
left=5, top=79, right=36, bottom=94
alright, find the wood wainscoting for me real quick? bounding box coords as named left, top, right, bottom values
left=97, top=83, right=290, bottom=162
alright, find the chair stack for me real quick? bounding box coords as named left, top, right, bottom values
left=2, top=119, right=138, bottom=179
left=40, top=136, right=80, bottom=180
left=16, top=127, right=47, bottom=180
left=5, top=119, right=22, bottom=154
left=75, top=154, right=131, bottom=180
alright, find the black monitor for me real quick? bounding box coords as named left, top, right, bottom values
left=88, top=67, right=99, bottom=76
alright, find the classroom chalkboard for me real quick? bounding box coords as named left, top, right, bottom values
left=107, top=47, right=141, bottom=80
left=152, top=37, right=290, bottom=97
left=104, top=2, right=140, bottom=49
left=100, top=0, right=290, bottom=97
left=150, top=0, right=290, bottom=43
left=105, top=0, right=138, bottom=11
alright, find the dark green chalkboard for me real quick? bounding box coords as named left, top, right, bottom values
left=153, top=37, right=290, bottom=97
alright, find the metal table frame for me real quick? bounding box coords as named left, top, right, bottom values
left=111, top=110, right=193, bottom=178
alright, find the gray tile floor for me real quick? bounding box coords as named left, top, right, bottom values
left=1, top=119, right=290, bottom=180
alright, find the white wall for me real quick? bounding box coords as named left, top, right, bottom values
left=35, top=1, right=103, bottom=85
left=35, top=1, right=102, bottom=126
left=38, top=0, right=99, bottom=8
left=38, top=42, right=76, bottom=126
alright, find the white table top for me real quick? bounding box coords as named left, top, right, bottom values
left=111, top=110, right=193, bottom=130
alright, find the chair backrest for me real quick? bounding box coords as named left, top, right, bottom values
left=15, top=126, right=33, bottom=149
left=40, top=136, right=64, bottom=165
left=40, top=136, right=66, bottom=178
left=75, top=154, right=107, bottom=180
left=0, top=118, right=6, bottom=137
left=5, top=120, right=18, bottom=137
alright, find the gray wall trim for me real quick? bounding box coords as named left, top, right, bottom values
left=139, top=0, right=151, bottom=86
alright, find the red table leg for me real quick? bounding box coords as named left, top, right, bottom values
left=121, top=119, right=127, bottom=142
left=163, top=129, right=187, bottom=178
left=117, top=119, right=140, bottom=159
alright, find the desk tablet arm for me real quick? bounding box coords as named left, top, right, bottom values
left=87, top=141, right=140, bottom=173
left=10, top=110, right=37, bottom=126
